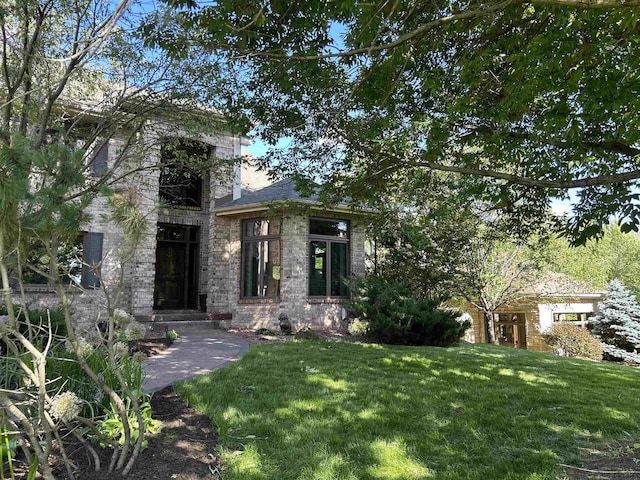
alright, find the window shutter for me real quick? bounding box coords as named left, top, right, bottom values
left=92, top=142, right=108, bottom=176
left=82, top=232, right=103, bottom=288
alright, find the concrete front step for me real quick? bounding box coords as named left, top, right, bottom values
left=145, top=320, right=231, bottom=334
left=138, top=312, right=233, bottom=331
left=150, top=312, right=207, bottom=322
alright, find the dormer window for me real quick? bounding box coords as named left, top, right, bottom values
left=159, top=139, right=209, bottom=208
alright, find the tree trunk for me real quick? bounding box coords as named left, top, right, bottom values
left=484, top=311, right=497, bottom=344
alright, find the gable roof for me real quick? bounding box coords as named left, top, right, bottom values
left=219, top=178, right=320, bottom=209
left=215, top=177, right=356, bottom=216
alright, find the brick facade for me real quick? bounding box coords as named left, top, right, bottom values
left=209, top=211, right=367, bottom=330
left=15, top=124, right=368, bottom=331
left=463, top=296, right=601, bottom=353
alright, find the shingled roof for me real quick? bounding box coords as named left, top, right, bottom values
left=530, top=271, right=604, bottom=297
left=218, top=177, right=320, bottom=209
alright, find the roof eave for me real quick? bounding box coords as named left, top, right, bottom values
left=215, top=200, right=371, bottom=217
left=537, top=292, right=605, bottom=299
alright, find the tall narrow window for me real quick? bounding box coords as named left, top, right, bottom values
left=241, top=219, right=281, bottom=298
left=91, top=142, right=108, bottom=176
left=159, top=139, right=209, bottom=208
left=309, top=219, right=349, bottom=297
left=81, top=232, right=103, bottom=288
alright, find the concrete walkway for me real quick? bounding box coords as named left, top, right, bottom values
left=142, top=325, right=249, bottom=393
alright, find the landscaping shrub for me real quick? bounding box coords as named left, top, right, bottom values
left=4, top=306, right=68, bottom=341
left=28, top=307, right=68, bottom=338
left=294, top=326, right=321, bottom=340
left=47, top=341, right=146, bottom=417
left=542, top=323, right=603, bottom=360
left=347, top=319, right=369, bottom=337
left=95, top=396, right=161, bottom=451
left=350, top=277, right=470, bottom=346
left=255, top=327, right=277, bottom=336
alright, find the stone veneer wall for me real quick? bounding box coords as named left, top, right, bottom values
left=128, top=129, right=237, bottom=319
left=209, top=211, right=367, bottom=330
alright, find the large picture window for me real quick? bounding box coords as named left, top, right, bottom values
left=241, top=219, right=281, bottom=298
left=309, top=218, right=350, bottom=297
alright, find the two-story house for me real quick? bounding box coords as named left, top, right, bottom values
left=18, top=114, right=366, bottom=332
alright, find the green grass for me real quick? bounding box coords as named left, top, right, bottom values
left=175, top=342, right=640, bottom=479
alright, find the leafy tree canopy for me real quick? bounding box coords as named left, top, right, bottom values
left=155, top=0, right=640, bottom=243
left=543, top=223, right=640, bottom=296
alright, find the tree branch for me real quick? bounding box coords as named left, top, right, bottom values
left=530, top=0, right=640, bottom=7
left=218, top=0, right=639, bottom=62
left=461, top=124, right=640, bottom=158
left=233, top=0, right=517, bottom=61
left=360, top=143, right=640, bottom=189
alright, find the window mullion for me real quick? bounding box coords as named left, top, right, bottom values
left=326, top=242, right=331, bottom=297
left=258, top=240, right=265, bottom=297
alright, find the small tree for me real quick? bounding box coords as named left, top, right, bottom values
left=590, top=280, right=640, bottom=363
left=368, top=200, right=479, bottom=302
left=463, top=236, right=543, bottom=344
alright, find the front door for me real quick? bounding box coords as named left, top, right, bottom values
left=494, top=313, right=527, bottom=348
left=154, top=224, right=199, bottom=310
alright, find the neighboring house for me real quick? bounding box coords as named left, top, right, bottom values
left=16, top=120, right=366, bottom=331
left=463, top=273, right=604, bottom=352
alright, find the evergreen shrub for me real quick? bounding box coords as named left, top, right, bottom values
left=350, top=277, right=470, bottom=346
left=590, top=280, right=640, bottom=363
left=294, top=326, right=321, bottom=340
left=542, top=323, right=602, bottom=360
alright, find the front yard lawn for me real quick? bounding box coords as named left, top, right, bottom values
left=176, top=342, right=640, bottom=479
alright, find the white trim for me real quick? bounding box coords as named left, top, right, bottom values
left=232, top=137, right=242, bottom=201
left=538, top=301, right=598, bottom=333
left=538, top=293, right=605, bottom=299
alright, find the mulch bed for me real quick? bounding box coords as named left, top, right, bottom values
left=563, top=440, right=640, bottom=480
left=7, top=386, right=220, bottom=480
left=51, top=387, right=221, bottom=480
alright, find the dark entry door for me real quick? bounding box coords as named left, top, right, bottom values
left=494, top=313, right=527, bottom=349
left=154, top=224, right=199, bottom=310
